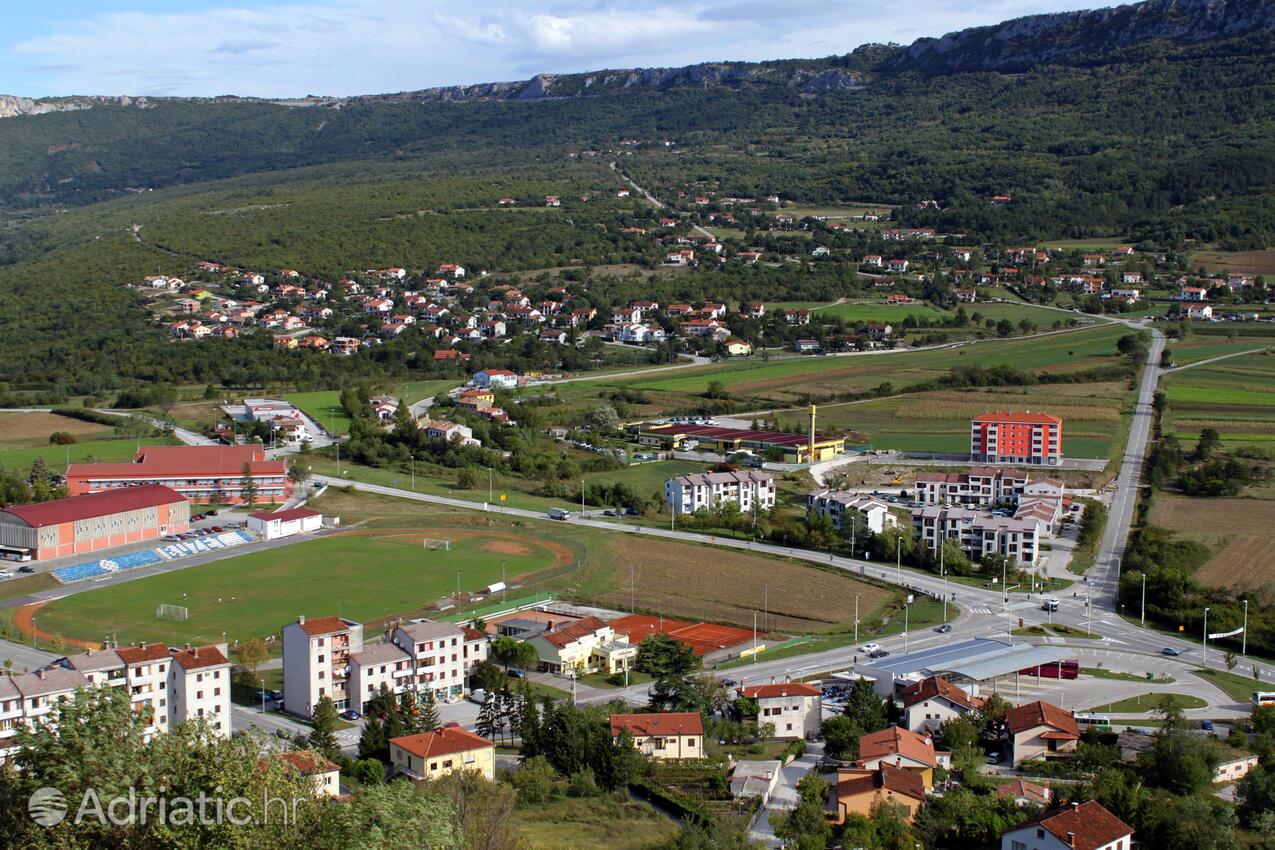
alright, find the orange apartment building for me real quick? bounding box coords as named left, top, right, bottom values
left=970, top=412, right=1063, bottom=466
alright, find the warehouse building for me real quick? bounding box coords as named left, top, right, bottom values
left=66, top=445, right=290, bottom=505
left=0, top=485, right=189, bottom=561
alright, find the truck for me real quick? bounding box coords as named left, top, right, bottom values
left=548, top=508, right=572, bottom=520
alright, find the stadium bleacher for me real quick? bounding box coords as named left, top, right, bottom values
left=51, top=530, right=256, bottom=584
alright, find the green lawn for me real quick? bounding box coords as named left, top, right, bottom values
left=1012, top=624, right=1101, bottom=639
left=1163, top=385, right=1275, bottom=407
left=35, top=532, right=563, bottom=646
left=1081, top=667, right=1175, bottom=684
left=581, top=459, right=704, bottom=496
left=512, top=795, right=677, bottom=850
left=0, top=437, right=170, bottom=475
left=284, top=391, right=353, bottom=434
left=1085, top=692, right=1207, bottom=713
left=1193, top=668, right=1264, bottom=703
left=397, top=380, right=461, bottom=405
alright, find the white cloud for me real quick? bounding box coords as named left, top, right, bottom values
left=7, top=0, right=1117, bottom=98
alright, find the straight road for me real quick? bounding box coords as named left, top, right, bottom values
left=1162, top=346, right=1269, bottom=373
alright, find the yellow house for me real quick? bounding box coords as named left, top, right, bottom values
left=829, top=764, right=926, bottom=825
left=528, top=616, right=637, bottom=675
left=389, top=725, right=495, bottom=781
left=723, top=338, right=753, bottom=356
left=273, top=335, right=299, bottom=350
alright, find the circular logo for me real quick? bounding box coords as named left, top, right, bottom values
left=28, top=787, right=67, bottom=827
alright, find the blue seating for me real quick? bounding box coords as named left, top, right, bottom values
left=55, top=530, right=257, bottom=583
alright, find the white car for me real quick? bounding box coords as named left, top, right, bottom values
left=860, top=643, right=882, bottom=654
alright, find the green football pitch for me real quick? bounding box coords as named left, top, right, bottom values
left=34, top=531, right=567, bottom=647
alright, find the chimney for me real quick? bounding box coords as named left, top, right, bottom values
left=184, top=643, right=192, bottom=651
left=37, top=669, right=45, bottom=680
left=1066, top=833, right=1075, bottom=848
left=808, top=404, right=817, bottom=460
left=193, top=647, right=199, bottom=658
left=298, top=615, right=305, bottom=625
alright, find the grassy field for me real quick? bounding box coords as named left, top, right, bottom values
left=283, top=391, right=352, bottom=435
left=580, top=459, right=703, bottom=496
left=1161, top=350, right=1275, bottom=449
left=0, top=412, right=114, bottom=446
left=1042, top=237, right=1129, bottom=250
left=1085, top=692, right=1208, bottom=713
left=1192, top=668, right=1263, bottom=703
left=1189, top=249, right=1275, bottom=276
left=0, top=436, right=169, bottom=475
left=34, top=529, right=569, bottom=646
left=512, top=796, right=677, bottom=850
left=397, top=379, right=461, bottom=405
left=620, top=323, right=1130, bottom=405
left=1082, top=667, right=1175, bottom=684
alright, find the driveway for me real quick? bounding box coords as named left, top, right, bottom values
left=750, top=741, right=823, bottom=848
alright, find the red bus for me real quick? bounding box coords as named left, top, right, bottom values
left=1018, top=659, right=1079, bottom=679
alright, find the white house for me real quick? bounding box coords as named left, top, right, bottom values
left=805, top=490, right=897, bottom=534
left=999, top=800, right=1133, bottom=850
left=473, top=369, right=518, bottom=389
left=247, top=507, right=324, bottom=541
left=664, top=471, right=776, bottom=516
left=739, top=682, right=822, bottom=740
left=901, top=676, right=982, bottom=735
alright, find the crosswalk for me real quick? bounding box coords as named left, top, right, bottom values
left=970, top=606, right=993, bottom=614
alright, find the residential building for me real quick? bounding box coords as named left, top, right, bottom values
left=417, top=418, right=480, bottom=447
left=723, top=338, right=753, bottom=356
left=0, top=484, right=190, bottom=562
left=914, top=468, right=1028, bottom=507
left=855, top=726, right=949, bottom=789
left=528, top=617, right=636, bottom=675
left=664, top=470, right=776, bottom=516
left=738, top=682, right=821, bottom=739
left=999, top=800, right=1133, bottom=850
left=390, top=725, right=495, bottom=780
left=347, top=642, right=414, bottom=713
left=1007, top=700, right=1079, bottom=766
left=805, top=490, right=897, bottom=534
left=970, top=412, right=1064, bottom=466
left=637, top=422, right=845, bottom=464
left=473, top=369, right=518, bottom=389
left=66, top=445, right=291, bottom=504
left=282, top=615, right=363, bottom=716
left=268, top=751, right=342, bottom=798
left=609, top=712, right=703, bottom=760
left=166, top=644, right=232, bottom=737
left=1183, top=302, right=1214, bottom=320
left=995, top=778, right=1052, bottom=808
left=829, top=764, right=927, bottom=825
left=912, top=504, right=1040, bottom=565
left=388, top=620, right=469, bottom=702
left=900, top=676, right=983, bottom=735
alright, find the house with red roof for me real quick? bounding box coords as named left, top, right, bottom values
left=609, top=712, right=704, bottom=760
left=855, top=726, right=950, bottom=789
left=390, top=725, right=495, bottom=780
left=999, top=800, right=1132, bottom=850
left=830, top=763, right=927, bottom=825
left=528, top=616, right=637, bottom=675
left=738, top=682, right=822, bottom=739
left=901, top=675, right=983, bottom=735
left=1008, top=700, right=1079, bottom=766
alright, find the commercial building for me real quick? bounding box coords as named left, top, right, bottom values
left=738, top=682, right=822, bottom=740
left=912, top=504, right=1041, bottom=565
left=282, top=615, right=363, bottom=716
left=999, top=800, right=1133, bottom=850
left=66, top=445, right=291, bottom=505
left=247, top=507, right=324, bottom=541
left=913, top=468, right=1028, bottom=507
left=0, top=641, right=232, bottom=759
left=970, top=412, right=1063, bottom=466
left=853, top=638, right=1073, bottom=699
left=664, top=470, right=776, bottom=516
left=0, top=484, right=189, bottom=561
left=528, top=616, right=637, bottom=675
left=804, top=490, right=897, bottom=533
left=389, top=725, right=495, bottom=780
left=609, top=712, right=704, bottom=760
left=637, top=407, right=844, bottom=464
left=1007, top=700, right=1079, bottom=766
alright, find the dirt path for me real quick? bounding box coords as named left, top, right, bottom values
left=12, top=601, right=100, bottom=650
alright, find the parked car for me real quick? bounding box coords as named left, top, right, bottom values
left=268, top=690, right=283, bottom=700
left=17, top=566, right=34, bottom=573
left=986, top=751, right=1002, bottom=764
left=468, top=689, right=488, bottom=705
left=1201, top=720, right=1215, bottom=731
left=1161, top=647, right=1181, bottom=656
left=205, top=509, right=219, bottom=516
left=339, top=709, right=361, bottom=721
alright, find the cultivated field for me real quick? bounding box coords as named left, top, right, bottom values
left=33, top=529, right=569, bottom=646
left=1161, top=350, right=1275, bottom=447
left=593, top=537, right=894, bottom=634
left=0, top=412, right=113, bottom=446
left=1150, top=493, right=1275, bottom=592
left=1189, top=249, right=1275, bottom=276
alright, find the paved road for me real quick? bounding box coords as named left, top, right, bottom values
left=610, top=160, right=717, bottom=241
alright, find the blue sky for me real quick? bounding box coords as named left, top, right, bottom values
left=1, top=0, right=1110, bottom=98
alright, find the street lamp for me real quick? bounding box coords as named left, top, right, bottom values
left=1243, top=598, right=1249, bottom=656
left=1203, top=606, right=1211, bottom=665
left=410, top=454, right=415, bottom=492
left=903, top=598, right=911, bottom=654
left=260, top=677, right=266, bottom=716
left=854, top=593, right=860, bottom=645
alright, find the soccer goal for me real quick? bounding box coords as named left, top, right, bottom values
left=422, top=538, right=451, bottom=552
left=155, top=604, right=189, bottom=621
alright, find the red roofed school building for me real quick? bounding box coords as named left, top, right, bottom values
left=0, top=484, right=189, bottom=561
left=970, top=412, right=1063, bottom=466
left=999, top=800, right=1133, bottom=850
left=66, top=445, right=291, bottom=504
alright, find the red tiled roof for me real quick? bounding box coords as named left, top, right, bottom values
left=170, top=645, right=228, bottom=671
left=740, top=683, right=821, bottom=699
left=293, top=616, right=355, bottom=637
left=1007, top=801, right=1131, bottom=850
left=540, top=616, right=611, bottom=648
left=116, top=642, right=172, bottom=664
left=391, top=725, right=493, bottom=759
left=857, top=726, right=939, bottom=768
left=1, top=484, right=186, bottom=528
left=67, top=445, right=284, bottom=479
left=273, top=751, right=339, bottom=776
left=902, top=676, right=981, bottom=711
left=462, top=627, right=486, bottom=642
left=1007, top=700, right=1079, bottom=737
left=610, top=712, right=704, bottom=738
left=972, top=411, right=1063, bottom=425
left=995, top=778, right=1051, bottom=805
left=248, top=507, right=321, bottom=522
left=836, top=763, right=926, bottom=804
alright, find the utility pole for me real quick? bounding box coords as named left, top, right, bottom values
left=854, top=594, right=860, bottom=645
left=1140, top=572, right=1146, bottom=626
left=1002, top=559, right=1008, bottom=612
left=896, top=535, right=901, bottom=585
left=752, top=611, right=757, bottom=664
left=630, top=564, right=635, bottom=613
left=456, top=570, right=461, bottom=597
left=581, top=479, right=585, bottom=515
left=1203, top=606, right=1210, bottom=665
left=1243, top=599, right=1249, bottom=656
left=904, top=601, right=910, bottom=653
left=410, top=454, right=415, bottom=492
left=502, top=561, right=507, bottom=602
left=764, top=584, right=768, bottom=634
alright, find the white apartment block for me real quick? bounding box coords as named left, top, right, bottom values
left=282, top=615, right=363, bottom=717
left=664, top=470, right=776, bottom=516
left=0, top=642, right=230, bottom=761
left=913, top=468, right=1028, bottom=507
left=348, top=642, right=415, bottom=713
left=912, top=504, right=1040, bottom=565
left=389, top=621, right=469, bottom=702
left=740, top=683, right=822, bottom=740
left=805, top=490, right=898, bottom=533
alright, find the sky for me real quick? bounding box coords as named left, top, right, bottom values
left=1, top=0, right=1110, bottom=99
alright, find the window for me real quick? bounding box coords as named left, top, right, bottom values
left=1012, top=842, right=1026, bottom=850
left=1036, top=829, right=1045, bottom=839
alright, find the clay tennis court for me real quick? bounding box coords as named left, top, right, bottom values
left=610, top=614, right=755, bottom=655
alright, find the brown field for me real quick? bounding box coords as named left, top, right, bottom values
left=0, top=412, right=112, bottom=446
left=596, top=537, right=893, bottom=633
left=894, top=397, right=1119, bottom=422
left=1151, top=493, right=1275, bottom=591
left=1189, top=249, right=1275, bottom=276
